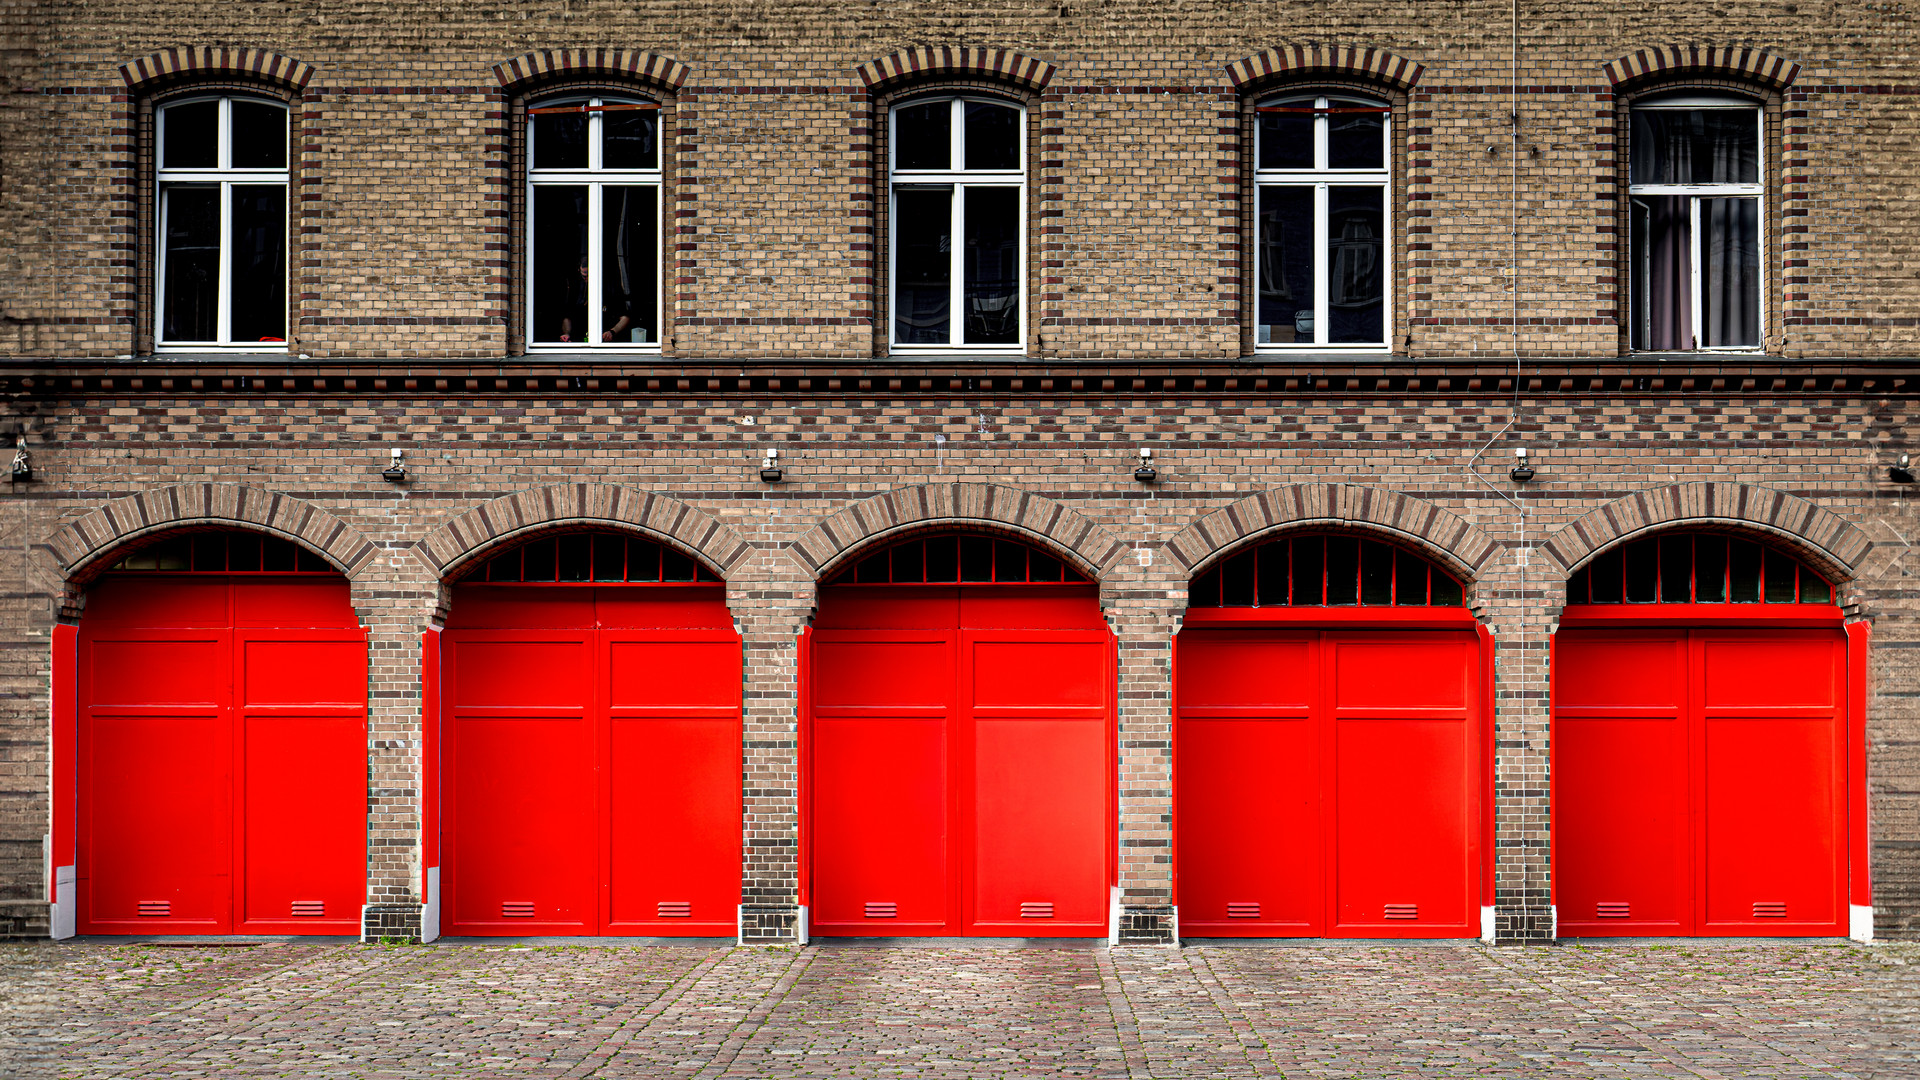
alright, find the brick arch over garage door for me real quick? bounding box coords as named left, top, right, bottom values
left=788, top=484, right=1131, bottom=589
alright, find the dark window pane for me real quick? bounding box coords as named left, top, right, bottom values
left=964, top=101, right=1020, bottom=169
left=894, top=187, right=952, bottom=343
left=1360, top=541, right=1394, bottom=604
left=963, top=186, right=1019, bottom=345
left=1631, top=195, right=1690, bottom=351
left=1660, top=535, right=1692, bottom=602
left=522, top=538, right=558, bottom=582
left=1029, top=550, right=1063, bottom=583
left=1696, top=537, right=1728, bottom=602
left=1258, top=186, right=1314, bottom=344
left=854, top=552, right=889, bottom=583
left=262, top=536, right=297, bottom=572
left=1624, top=538, right=1659, bottom=602
left=593, top=535, right=626, bottom=581
left=1291, top=538, right=1323, bottom=605
left=1257, top=104, right=1313, bottom=169
left=230, top=100, right=286, bottom=169
left=1326, top=538, right=1359, bottom=605
left=162, top=100, right=218, bottom=168
left=1222, top=550, right=1257, bottom=606
left=161, top=186, right=219, bottom=342
left=557, top=535, right=592, bottom=581
left=229, top=185, right=285, bottom=343
left=1763, top=548, right=1798, bottom=603
left=1256, top=543, right=1288, bottom=606
left=228, top=534, right=261, bottom=572
left=601, top=186, right=657, bottom=343
left=1728, top=539, right=1761, bottom=602
left=1630, top=107, right=1758, bottom=186
left=697, top=562, right=720, bottom=582
left=895, top=101, right=949, bottom=169
left=296, top=546, right=328, bottom=572
left=1328, top=186, right=1385, bottom=344
left=890, top=541, right=925, bottom=583
left=1190, top=565, right=1221, bottom=608
left=960, top=536, right=994, bottom=582
left=993, top=539, right=1027, bottom=582
left=1327, top=106, right=1385, bottom=169
left=191, top=533, right=226, bottom=571
left=627, top=538, right=662, bottom=582
left=1700, top=197, right=1759, bottom=348
left=1800, top=569, right=1832, bottom=605
left=662, top=547, right=697, bottom=582
left=602, top=106, right=657, bottom=169
left=483, top=552, right=514, bottom=582
left=926, top=537, right=959, bottom=582
left=532, top=185, right=589, bottom=343
left=151, top=537, right=192, bottom=571
left=1589, top=548, right=1623, bottom=603
left=1394, top=549, right=1429, bottom=605
left=533, top=108, right=588, bottom=169
left=1567, top=565, right=1591, bottom=604
left=1430, top=572, right=1463, bottom=607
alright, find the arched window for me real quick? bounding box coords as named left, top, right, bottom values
left=1566, top=533, right=1831, bottom=605
left=826, top=533, right=1087, bottom=585
left=1189, top=534, right=1462, bottom=608
left=889, top=96, right=1025, bottom=352
left=460, top=532, right=718, bottom=583
left=1254, top=93, right=1390, bottom=350
left=155, top=95, right=288, bottom=350
left=527, top=95, right=661, bottom=350
left=1628, top=93, right=1763, bottom=351
left=108, top=529, right=332, bottom=573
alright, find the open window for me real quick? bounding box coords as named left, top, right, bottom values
left=526, top=96, right=661, bottom=350
left=889, top=96, right=1025, bottom=353
left=1254, top=94, right=1390, bottom=350
left=1628, top=95, right=1764, bottom=351
left=154, top=96, right=288, bottom=351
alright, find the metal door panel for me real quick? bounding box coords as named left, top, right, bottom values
left=811, top=716, right=950, bottom=933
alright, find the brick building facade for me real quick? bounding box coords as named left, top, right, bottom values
left=0, top=1, right=1915, bottom=943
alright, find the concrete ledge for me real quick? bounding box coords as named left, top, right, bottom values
left=810, top=936, right=1105, bottom=948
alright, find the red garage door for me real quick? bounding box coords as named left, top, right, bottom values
left=1556, top=534, right=1851, bottom=937
left=808, top=534, right=1113, bottom=937
left=77, top=531, right=366, bottom=935
left=442, top=533, right=741, bottom=936
left=1176, top=535, right=1487, bottom=938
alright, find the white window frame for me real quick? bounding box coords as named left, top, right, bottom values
left=1627, top=94, right=1766, bottom=353
left=525, top=95, right=663, bottom=353
left=888, top=95, right=1027, bottom=355
left=1253, top=93, right=1392, bottom=353
left=154, top=95, right=289, bottom=353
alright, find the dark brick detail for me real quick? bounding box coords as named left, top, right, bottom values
left=741, top=904, right=803, bottom=944
left=854, top=47, right=1057, bottom=92
left=1162, top=485, right=1500, bottom=583
left=47, top=483, right=379, bottom=585
left=492, top=49, right=691, bottom=93
left=1540, top=482, right=1870, bottom=584
left=1601, top=45, right=1800, bottom=92
left=1117, top=904, right=1177, bottom=945
left=117, top=47, right=317, bottom=91
left=0, top=902, right=49, bottom=940
left=1225, top=44, right=1425, bottom=91
left=361, top=904, right=423, bottom=943
left=414, top=483, right=755, bottom=581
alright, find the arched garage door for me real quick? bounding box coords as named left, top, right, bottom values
left=1555, top=533, right=1855, bottom=937
left=76, top=530, right=366, bottom=935
left=441, top=532, right=741, bottom=936
left=807, top=534, right=1114, bottom=937
left=1176, top=535, right=1488, bottom=938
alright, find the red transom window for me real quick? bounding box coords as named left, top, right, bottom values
left=463, top=532, right=720, bottom=584
left=109, top=530, right=333, bottom=573
left=1190, top=535, right=1464, bottom=608
left=1566, top=533, right=1832, bottom=605
left=827, top=534, right=1089, bottom=585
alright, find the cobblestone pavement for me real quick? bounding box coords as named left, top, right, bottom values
left=2, top=939, right=1916, bottom=1079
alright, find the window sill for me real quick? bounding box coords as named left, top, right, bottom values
left=886, top=350, right=1029, bottom=361
left=152, top=347, right=293, bottom=359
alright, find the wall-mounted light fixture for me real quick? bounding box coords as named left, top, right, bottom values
left=760, top=448, right=783, bottom=484
left=1509, top=447, right=1536, bottom=484
left=8, top=435, right=30, bottom=483
left=381, top=448, right=406, bottom=483
left=1892, top=454, right=1915, bottom=484
left=1134, top=448, right=1157, bottom=484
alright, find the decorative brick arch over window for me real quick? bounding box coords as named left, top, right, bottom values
left=854, top=47, right=1057, bottom=93
left=118, top=47, right=316, bottom=92
left=1541, top=482, right=1867, bottom=593
left=492, top=49, right=691, bottom=94
left=1601, top=45, right=1800, bottom=93
left=790, top=484, right=1127, bottom=585
left=1225, top=45, right=1424, bottom=92
left=1163, top=485, right=1499, bottom=599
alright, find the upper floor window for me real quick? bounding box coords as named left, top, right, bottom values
left=527, top=96, right=660, bottom=350
left=890, top=96, right=1025, bottom=352
left=1255, top=94, right=1390, bottom=350
left=155, top=96, right=288, bottom=350
left=1628, top=95, right=1763, bottom=351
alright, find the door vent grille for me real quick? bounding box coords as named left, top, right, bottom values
left=1596, top=902, right=1630, bottom=919
left=1226, top=902, right=1261, bottom=919
left=501, top=901, right=536, bottom=918
left=1383, top=903, right=1418, bottom=920
left=137, top=900, right=170, bottom=917
left=1753, top=901, right=1788, bottom=918
left=290, top=901, right=325, bottom=917
left=1020, top=902, right=1054, bottom=919
left=656, top=901, right=692, bottom=918
left=864, top=901, right=897, bottom=919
